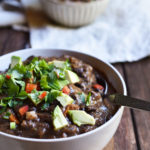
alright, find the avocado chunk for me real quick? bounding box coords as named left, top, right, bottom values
left=65, top=70, right=80, bottom=84
left=50, top=60, right=66, bottom=69
left=28, top=91, right=47, bottom=106
left=11, top=56, right=22, bottom=69
left=68, top=110, right=95, bottom=126
left=56, top=93, right=74, bottom=107
left=53, top=105, right=68, bottom=130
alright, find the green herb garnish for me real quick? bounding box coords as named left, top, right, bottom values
left=86, top=93, right=91, bottom=106
left=3, top=112, right=11, bottom=119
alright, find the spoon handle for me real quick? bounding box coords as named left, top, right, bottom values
left=108, top=94, right=150, bottom=111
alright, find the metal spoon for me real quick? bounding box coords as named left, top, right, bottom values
left=103, top=81, right=150, bottom=111
left=104, top=94, right=150, bottom=111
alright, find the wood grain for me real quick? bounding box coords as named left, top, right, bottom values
left=0, top=28, right=29, bottom=55
left=113, top=64, right=137, bottom=150
left=124, top=58, right=150, bottom=150
left=103, top=138, right=114, bottom=150
left=0, top=28, right=11, bottom=53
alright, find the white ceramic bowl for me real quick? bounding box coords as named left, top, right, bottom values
left=40, top=0, right=109, bottom=27
left=0, top=49, right=126, bottom=150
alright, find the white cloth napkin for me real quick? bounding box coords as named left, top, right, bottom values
left=0, top=2, right=26, bottom=27
left=21, top=0, right=150, bottom=63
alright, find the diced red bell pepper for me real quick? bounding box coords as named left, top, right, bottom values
left=6, top=74, right=11, bottom=79
left=25, top=83, right=37, bottom=93
left=9, top=114, right=19, bottom=124
left=19, top=105, right=29, bottom=116
left=38, top=91, right=47, bottom=100
left=62, top=86, right=70, bottom=95
left=93, top=84, right=104, bottom=90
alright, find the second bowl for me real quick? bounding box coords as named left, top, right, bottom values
left=41, top=0, right=109, bottom=27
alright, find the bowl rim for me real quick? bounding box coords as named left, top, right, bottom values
left=0, top=48, right=127, bottom=142
left=41, top=0, right=107, bottom=5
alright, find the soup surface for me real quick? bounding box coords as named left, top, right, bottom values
left=0, top=55, right=118, bottom=139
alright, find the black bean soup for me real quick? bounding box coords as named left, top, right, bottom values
left=0, top=55, right=118, bottom=139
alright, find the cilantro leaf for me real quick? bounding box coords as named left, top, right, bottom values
left=41, top=102, right=49, bottom=111
left=40, top=75, right=51, bottom=90
left=0, top=97, right=13, bottom=108
left=8, top=99, right=23, bottom=108
left=0, top=106, right=6, bottom=114
left=3, top=111, right=11, bottom=119
left=64, top=59, right=71, bottom=70
left=24, top=71, right=32, bottom=79
left=48, top=63, right=54, bottom=71
left=49, top=80, right=69, bottom=90
left=47, top=90, right=61, bottom=104
left=5, top=78, right=19, bottom=96
left=48, top=71, right=57, bottom=81
left=15, top=80, right=25, bottom=91
left=16, top=91, right=28, bottom=100
left=54, top=69, right=65, bottom=79
left=11, top=70, right=24, bottom=79
left=0, top=74, right=5, bottom=93
left=38, top=59, right=49, bottom=69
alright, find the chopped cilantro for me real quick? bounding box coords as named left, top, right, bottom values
left=3, top=112, right=11, bottom=119
left=41, top=102, right=49, bottom=111
left=47, top=90, right=61, bottom=104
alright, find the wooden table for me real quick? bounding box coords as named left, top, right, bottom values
left=0, top=27, right=149, bottom=150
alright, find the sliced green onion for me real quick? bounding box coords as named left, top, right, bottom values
left=10, top=122, right=16, bottom=130
left=86, top=93, right=91, bottom=106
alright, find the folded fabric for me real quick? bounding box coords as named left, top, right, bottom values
left=21, top=0, right=150, bottom=63
left=0, top=10, right=26, bottom=27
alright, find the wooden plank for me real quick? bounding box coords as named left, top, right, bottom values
left=113, top=64, right=137, bottom=150
left=103, top=138, right=114, bottom=150
left=0, top=28, right=11, bottom=54
left=0, top=28, right=29, bottom=55
left=114, top=108, right=137, bottom=150
left=124, top=57, right=150, bottom=150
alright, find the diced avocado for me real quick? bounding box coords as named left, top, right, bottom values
left=48, top=61, right=53, bottom=65
left=65, top=70, right=80, bottom=84
left=68, top=110, right=95, bottom=126
left=11, top=56, right=22, bottom=69
left=10, top=122, right=16, bottom=130
left=56, top=93, right=74, bottom=107
left=28, top=91, right=47, bottom=106
left=52, top=60, right=66, bottom=69
left=56, top=80, right=69, bottom=90
left=53, top=105, right=68, bottom=130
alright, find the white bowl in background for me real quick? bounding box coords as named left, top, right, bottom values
left=40, top=0, right=109, bottom=27
left=0, top=49, right=127, bottom=150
